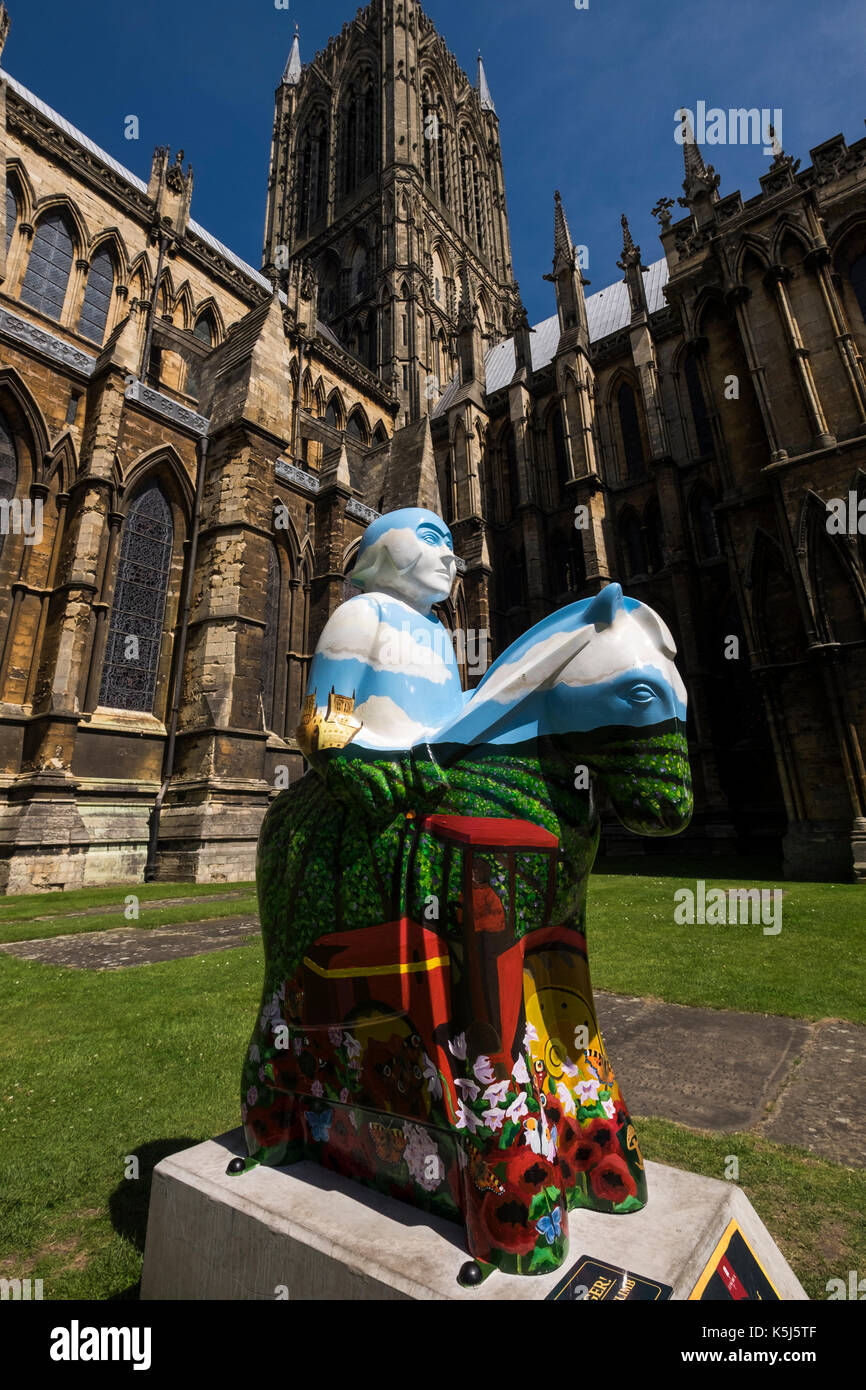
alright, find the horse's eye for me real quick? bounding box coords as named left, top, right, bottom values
left=628, top=683, right=657, bottom=705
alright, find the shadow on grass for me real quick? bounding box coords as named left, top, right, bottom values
left=107, top=1136, right=199, bottom=1301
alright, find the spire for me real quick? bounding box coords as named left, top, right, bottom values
left=477, top=52, right=496, bottom=114
left=677, top=107, right=720, bottom=220
left=544, top=191, right=590, bottom=347
left=457, top=261, right=476, bottom=328
left=282, top=25, right=301, bottom=85
left=553, top=189, right=575, bottom=264
left=677, top=108, right=709, bottom=182
left=0, top=3, right=10, bottom=61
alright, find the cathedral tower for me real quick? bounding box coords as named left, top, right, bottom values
left=262, top=0, right=516, bottom=423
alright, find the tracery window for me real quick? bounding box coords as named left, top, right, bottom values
left=552, top=409, right=569, bottom=492
left=78, top=246, right=115, bottom=344
left=98, top=482, right=173, bottom=712
left=186, top=313, right=214, bottom=399
left=338, top=71, right=377, bottom=199
left=620, top=510, right=647, bottom=578
left=617, top=382, right=646, bottom=478
left=21, top=210, right=74, bottom=320
left=684, top=349, right=714, bottom=457
left=0, top=409, right=17, bottom=563
left=694, top=490, right=721, bottom=559
left=297, top=112, right=328, bottom=236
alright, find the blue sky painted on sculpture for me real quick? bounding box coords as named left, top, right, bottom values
left=4, top=0, right=864, bottom=325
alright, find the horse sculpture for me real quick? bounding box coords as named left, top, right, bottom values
left=240, top=509, right=693, bottom=1280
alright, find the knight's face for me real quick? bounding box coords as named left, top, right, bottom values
left=384, top=518, right=456, bottom=609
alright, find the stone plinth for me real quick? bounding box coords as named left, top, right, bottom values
left=140, top=1128, right=808, bottom=1301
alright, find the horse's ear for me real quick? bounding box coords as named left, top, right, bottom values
left=583, top=583, right=624, bottom=630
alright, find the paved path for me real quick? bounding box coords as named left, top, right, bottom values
left=595, top=991, right=866, bottom=1170
left=0, top=914, right=260, bottom=969
left=2, top=916, right=863, bottom=1169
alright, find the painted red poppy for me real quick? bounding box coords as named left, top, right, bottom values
left=589, top=1153, right=637, bottom=1204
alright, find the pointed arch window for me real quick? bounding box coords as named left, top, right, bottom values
left=99, top=482, right=173, bottom=712
left=617, top=382, right=646, bottom=478
left=325, top=398, right=341, bottom=430
left=851, top=254, right=866, bottom=327
left=78, top=246, right=115, bottom=344
left=684, top=349, right=714, bottom=457
left=297, top=112, right=328, bottom=236
left=21, top=210, right=75, bottom=321
left=5, top=183, right=17, bottom=254
left=473, top=156, right=487, bottom=253
left=620, top=510, right=647, bottom=578
left=0, top=409, right=18, bottom=563
left=552, top=408, right=569, bottom=493
left=506, top=425, right=520, bottom=514
left=694, top=490, right=721, bottom=559
left=260, top=543, right=281, bottom=731
left=186, top=312, right=214, bottom=399
left=347, top=410, right=367, bottom=442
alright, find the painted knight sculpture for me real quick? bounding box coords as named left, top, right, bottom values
left=239, top=507, right=693, bottom=1280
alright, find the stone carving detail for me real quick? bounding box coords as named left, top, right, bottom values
left=124, top=378, right=209, bottom=435
left=275, top=459, right=321, bottom=492
left=0, top=307, right=96, bottom=375
left=345, top=497, right=379, bottom=523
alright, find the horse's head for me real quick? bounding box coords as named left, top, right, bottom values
left=546, top=585, right=693, bottom=836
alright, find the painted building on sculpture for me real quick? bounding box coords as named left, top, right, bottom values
left=1, top=0, right=865, bottom=890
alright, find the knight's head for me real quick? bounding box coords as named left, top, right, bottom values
left=350, top=509, right=456, bottom=613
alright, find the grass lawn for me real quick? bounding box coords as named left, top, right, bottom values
left=0, top=907, right=863, bottom=1300
left=588, top=857, right=865, bottom=1023
left=0, top=881, right=257, bottom=945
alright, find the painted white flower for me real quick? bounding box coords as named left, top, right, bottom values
left=292, top=1036, right=303, bottom=1057
left=455, top=1076, right=480, bottom=1103
left=473, top=1055, right=496, bottom=1085
left=421, top=1053, right=443, bottom=1100
left=248, top=1044, right=260, bottom=1064
left=455, top=1099, right=481, bottom=1134
left=577, top=1078, right=601, bottom=1105
left=246, top=1086, right=258, bottom=1107
left=560, top=1058, right=580, bottom=1077
left=483, top=1080, right=510, bottom=1105
left=339, top=1088, right=350, bottom=1105
left=449, top=1032, right=467, bottom=1061
left=523, top=1022, right=539, bottom=1049
left=506, top=1091, right=529, bottom=1123
left=344, top=1035, right=362, bottom=1061
left=512, top=1055, right=531, bottom=1086
left=403, top=1124, right=441, bottom=1192
left=556, top=1082, right=576, bottom=1118
left=328, top=1027, right=343, bottom=1047
left=485, top=1106, right=507, bottom=1133
left=601, top=1095, right=616, bottom=1120
left=311, top=1080, right=324, bottom=1098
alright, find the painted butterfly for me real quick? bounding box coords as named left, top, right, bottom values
left=307, top=1108, right=333, bottom=1144
left=369, top=1122, right=407, bottom=1165
left=469, top=1152, right=505, bottom=1195
left=536, top=1207, right=563, bottom=1246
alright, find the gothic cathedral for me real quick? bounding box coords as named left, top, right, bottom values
left=1, top=0, right=865, bottom=891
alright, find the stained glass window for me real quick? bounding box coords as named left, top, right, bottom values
left=21, top=211, right=74, bottom=320
left=0, top=409, right=17, bottom=563
left=78, top=246, right=114, bottom=343
left=99, top=483, right=173, bottom=712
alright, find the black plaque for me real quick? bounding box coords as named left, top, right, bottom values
left=546, top=1255, right=673, bottom=1302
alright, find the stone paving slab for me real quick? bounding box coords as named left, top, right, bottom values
left=0, top=914, right=260, bottom=969
left=759, top=1020, right=866, bottom=1167
left=595, top=990, right=811, bottom=1132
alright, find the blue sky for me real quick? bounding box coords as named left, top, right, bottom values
left=3, top=0, right=864, bottom=324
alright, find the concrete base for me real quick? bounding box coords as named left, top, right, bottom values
left=140, top=1128, right=808, bottom=1301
